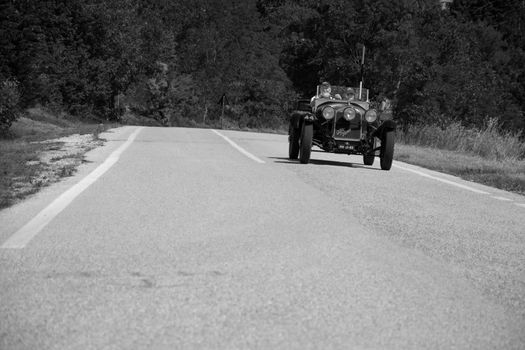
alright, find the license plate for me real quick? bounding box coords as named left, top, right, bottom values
left=338, top=144, right=354, bottom=150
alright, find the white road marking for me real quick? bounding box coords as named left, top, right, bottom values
left=393, top=163, right=490, bottom=195
left=492, top=196, right=513, bottom=202
left=212, top=130, right=265, bottom=164
left=1, top=127, right=144, bottom=249
left=515, top=203, right=525, bottom=209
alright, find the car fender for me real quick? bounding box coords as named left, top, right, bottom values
left=371, top=120, right=396, bottom=139
left=290, top=111, right=314, bottom=130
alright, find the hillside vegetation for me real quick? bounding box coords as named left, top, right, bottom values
left=1, top=0, right=524, bottom=133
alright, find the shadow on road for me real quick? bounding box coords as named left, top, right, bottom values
left=270, top=157, right=381, bottom=171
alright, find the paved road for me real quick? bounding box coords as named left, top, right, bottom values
left=1, top=126, right=524, bottom=349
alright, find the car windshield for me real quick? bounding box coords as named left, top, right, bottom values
left=316, top=85, right=369, bottom=102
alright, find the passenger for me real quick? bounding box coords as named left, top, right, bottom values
left=344, top=87, right=356, bottom=101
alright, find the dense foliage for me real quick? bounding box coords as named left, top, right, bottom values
left=0, top=78, right=20, bottom=130
left=1, top=0, right=524, bottom=132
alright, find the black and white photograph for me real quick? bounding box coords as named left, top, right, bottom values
left=1, top=0, right=524, bottom=348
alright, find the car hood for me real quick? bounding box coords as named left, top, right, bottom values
left=349, top=101, right=370, bottom=110
left=317, top=100, right=369, bottom=114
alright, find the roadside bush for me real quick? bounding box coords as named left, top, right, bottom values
left=0, top=79, right=21, bottom=131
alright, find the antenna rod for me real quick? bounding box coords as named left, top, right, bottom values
left=359, top=45, right=365, bottom=100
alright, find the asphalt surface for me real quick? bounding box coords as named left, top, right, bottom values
left=1, top=126, right=524, bottom=349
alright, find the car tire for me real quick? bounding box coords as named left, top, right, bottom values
left=299, top=123, right=313, bottom=164
left=288, top=125, right=300, bottom=159
left=363, top=153, right=375, bottom=166
left=380, top=131, right=394, bottom=170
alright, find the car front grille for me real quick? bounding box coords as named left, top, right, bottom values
left=333, top=115, right=361, bottom=141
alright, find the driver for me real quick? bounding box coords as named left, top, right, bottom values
left=310, top=81, right=336, bottom=109
left=311, top=81, right=333, bottom=106
left=319, top=81, right=332, bottom=98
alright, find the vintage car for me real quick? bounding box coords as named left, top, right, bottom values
left=288, top=85, right=396, bottom=170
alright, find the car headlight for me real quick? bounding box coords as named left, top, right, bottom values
left=322, top=106, right=335, bottom=120
left=343, top=107, right=356, bottom=121
left=365, top=109, right=377, bottom=123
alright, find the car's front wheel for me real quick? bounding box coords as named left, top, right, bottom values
left=299, top=123, right=313, bottom=164
left=380, top=131, right=395, bottom=170
left=288, top=125, right=300, bottom=159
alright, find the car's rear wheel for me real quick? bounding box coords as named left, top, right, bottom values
left=299, top=123, right=313, bottom=164
left=380, top=131, right=395, bottom=170
left=288, top=125, right=300, bottom=159
left=363, top=153, right=375, bottom=166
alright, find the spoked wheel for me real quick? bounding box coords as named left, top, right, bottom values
left=380, top=131, right=395, bottom=170
left=299, top=123, right=313, bottom=164
left=288, top=125, right=300, bottom=159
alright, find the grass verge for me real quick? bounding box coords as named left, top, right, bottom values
left=397, top=119, right=525, bottom=161
left=395, top=143, right=525, bottom=195
left=0, top=108, right=113, bottom=209
left=395, top=119, right=525, bottom=195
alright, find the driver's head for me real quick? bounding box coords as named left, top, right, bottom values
left=320, top=81, right=331, bottom=98
left=345, top=87, right=355, bottom=100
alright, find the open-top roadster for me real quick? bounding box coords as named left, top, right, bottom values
left=288, top=84, right=396, bottom=170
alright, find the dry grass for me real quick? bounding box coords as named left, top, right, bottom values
left=0, top=108, right=111, bottom=209
left=395, top=120, right=525, bottom=194
left=397, top=119, right=525, bottom=161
